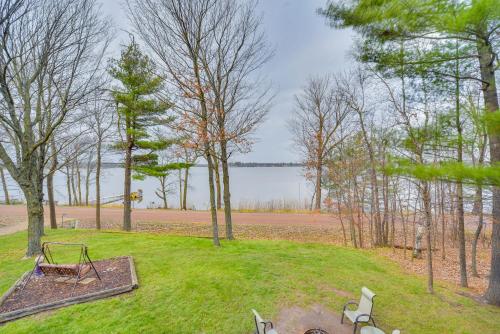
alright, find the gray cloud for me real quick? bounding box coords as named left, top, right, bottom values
left=99, top=0, right=354, bottom=162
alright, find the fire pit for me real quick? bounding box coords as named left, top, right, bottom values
left=0, top=256, right=138, bottom=323
left=304, top=329, right=329, bottom=334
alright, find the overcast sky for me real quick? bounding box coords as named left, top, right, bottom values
left=99, top=0, right=355, bottom=163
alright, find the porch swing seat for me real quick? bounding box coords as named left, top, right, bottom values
left=39, top=263, right=91, bottom=277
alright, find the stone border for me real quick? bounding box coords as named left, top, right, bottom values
left=0, top=256, right=138, bottom=324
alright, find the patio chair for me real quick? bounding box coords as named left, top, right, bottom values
left=341, top=287, right=376, bottom=334
left=252, top=309, right=278, bottom=334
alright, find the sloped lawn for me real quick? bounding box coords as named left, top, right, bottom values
left=0, top=230, right=498, bottom=333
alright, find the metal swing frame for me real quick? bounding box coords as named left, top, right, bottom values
left=21, top=242, right=101, bottom=293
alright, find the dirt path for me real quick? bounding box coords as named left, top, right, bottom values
left=0, top=205, right=28, bottom=236
left=0, top=220, right=27, bottom=236
left=0, top=204, right=336, bottom=227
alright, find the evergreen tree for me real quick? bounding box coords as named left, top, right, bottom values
left=109, top=40, right=176, bottom=231
left=320, top=0, right=500, bottom=304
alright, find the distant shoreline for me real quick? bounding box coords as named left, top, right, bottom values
left=101, top=162, right=304, bottom=168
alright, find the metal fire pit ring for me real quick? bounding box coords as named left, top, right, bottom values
left=304, top=329, right=329, bottom=334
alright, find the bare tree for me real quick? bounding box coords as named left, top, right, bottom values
left=0, top=0, right=110, bottom=255
left=337, top=69, right=387, bottom=246
left=85, top=89, right=115, bottom=229
left=128, top=0, right=223, bottom=245
left=173, top=141, right=199, bottom=210
left=289, top=75, right=350, bottom=211
left=198, top=0, right=273, bottom=239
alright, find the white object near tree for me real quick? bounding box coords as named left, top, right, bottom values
left=413, top=224, right=425, bottom=259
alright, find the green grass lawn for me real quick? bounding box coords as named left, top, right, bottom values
left=0, top=230, right=498, bottom=333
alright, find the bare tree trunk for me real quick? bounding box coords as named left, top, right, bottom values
left=26, top=194, right=44, bottom=256
left=158, top=176, right=168, bottom=209
left=214, top=155, right=222, bottom=210
left=47, top=139, right=58, bottom=229
left=77, top=161, right=82, bottom=205
left=439, top=182, right=446, bottom=260
left=382, top=173, right=389, bottom=244
left=46, top=174, right=57, bottom=229
left=95, top=140, right=102, bottom=229
left=398, top=190, right=408, bottom=258
left=422, top=181, right=434, bottom=294
left=315, top=159, right=322, bottom=211
left=182, top=167, right=189, bottom=210
left=66, top=165, right=72, bottom=206
left=356, top=112, right=383, bottom=246
left=456, top=177, right=468, bottom=286
left=454, top=48, right=468, bottom=288
left=472, top=186, right=483, bottom=277
left=0, top=168, right=9, bottom=204
left=336, top=190, right=347, bottom=246
left=178, top=169, right=183, bottom=209
left=220, top=141, right=233, bottom=240
left=22, top=174, right=45, bottom=256
left=206, top=154, right=220, bottom=246
left=345, top=181, right=358, bottom=248
left=449, top=184, right=457, bottom=245
left=85, top=154, right=93, bottom=206
left=71, top=163, right=78, bottom=206
left=123, top=138, right=132, bottom=231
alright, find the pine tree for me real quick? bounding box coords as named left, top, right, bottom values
left=109, top=40, right=175, bottom=231
left=320, top=0, right=500, bottom=304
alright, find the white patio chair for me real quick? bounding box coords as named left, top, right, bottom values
left=252, top=309, right=278, bottom=334
left=341, top=287, right=377, bottom=334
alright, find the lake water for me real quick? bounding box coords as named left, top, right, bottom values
left=1, top=167, right=314, bottom=210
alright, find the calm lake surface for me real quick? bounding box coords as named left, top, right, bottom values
left=2, top=167, right=314, bottom=210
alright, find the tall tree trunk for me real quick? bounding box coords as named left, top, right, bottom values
left=422, top=181, right=434, bottom=294
left=71, top=163, right=78, bottom=206
left=314, top=159, right=322, bottom=211
left=95, top=140, right=102, bottom=229
left=47, top=139, right=58, bottom=229
left=220, top=140, right=233, bottom=240
left=85, top=155, right=92, bottom=206
left=477, top=32, right=500, bottom=306
left=76, top=161, right=82, bottom=205
left=336, top=190, right=348, bottom=246
left=182, top=167, right=189, bottom=210
left=66, top=165, right=72, bottom=206
left=46, top=174, right=57, bottom=229
left=193, top=55, right=219, bottom=246
left=178, top=169, right=183, bottom=209
left=159, top=176, right=168, bottom=209
left=314, top=115, right=324, bottom=211
left=214, top=155, right=222, bottom=210
left=382, top=172, right=389, bottom=244
left=0, top=168, right=10, bottom=204
left=472, top=186, right=483, bottom=277
left=346, top=190, right=358, bottom=248
left=123, top=138, right=132, bottom=231
left=454, top=49, right=468, bottom=287
left=206, top=153, right=220, bottom=246
left=440, top=182, right=446, bottom=260
left=357, top=113, right=383, bottom=245
left=22, top=178, right=44, bottom=257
